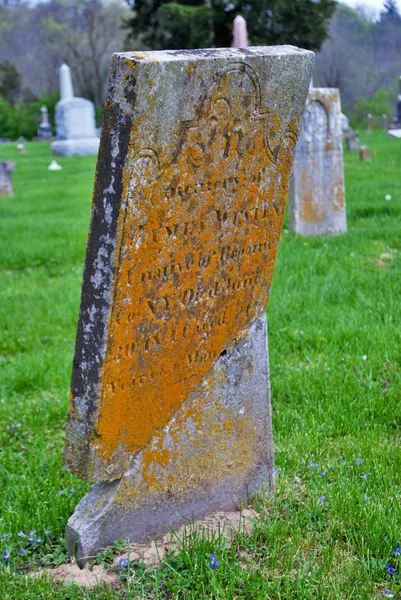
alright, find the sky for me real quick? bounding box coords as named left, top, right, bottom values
left=340, top=0, right=387, bottom=15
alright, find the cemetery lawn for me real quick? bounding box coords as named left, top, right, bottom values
left=0, top=132, right=400, bottom=599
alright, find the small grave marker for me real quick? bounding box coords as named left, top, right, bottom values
left=0, top=161, right=15, bottom=196
left=359, top=145, right=371, bottom=161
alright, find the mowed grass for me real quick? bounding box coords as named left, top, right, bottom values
left=0, top=132, right=400, bottom=598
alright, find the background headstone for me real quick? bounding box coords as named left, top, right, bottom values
left=37, top=105, right=52, bottom=140
left=233, top=15, right=248, bottom=48
left=64, top=46, right=314, bottom=564
left=289, top=87, right=347, bottom=236
left=0, top=161, right=15, bottom=196
left=359, top=145, right=371, bottom=161
left=51, top=63, right=100, bottom=156
left=346, top=131, right=360, bottom=151
left=367, top=112, right=373, bottom=133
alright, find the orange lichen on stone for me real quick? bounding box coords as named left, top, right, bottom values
left=91, top=64, right=297, bottom=472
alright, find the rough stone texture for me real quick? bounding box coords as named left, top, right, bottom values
left=289, top=87, right=347, bottom=236
left=67, top=315, right=273, bottom=564
left=0, top=161, right=15, bottom=196
left=51, top=64, right=100, bottom=157
left=64, top=47, right=314, bottom=561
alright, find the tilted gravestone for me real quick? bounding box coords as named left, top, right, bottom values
left=64, top=47, right=314, bottom=564
left=289, top=88, right=347, bottom=236
left=0, top=161, right=15, bottom=196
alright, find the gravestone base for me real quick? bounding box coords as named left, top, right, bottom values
left=388, top=129, right=401, bottom=139
left=51, top=138, right=100, bottom=156
left=66, top=315, right=274, bottom=566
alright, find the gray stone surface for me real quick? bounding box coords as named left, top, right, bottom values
left=0, top=161, right=15, bottom=196
left=51, top=63, right=99, bottom=157
left=289, top=87, right=347, bottom=236
left=64, top=46, right=314, bottom=563
left=51, top=137, right=100, bottom=157
left=67, top=314, right=274, bottom=565
left=388, top=128, right=401, bottom=138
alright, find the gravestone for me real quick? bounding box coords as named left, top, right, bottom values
left=233, top=15, right=248, bottom=47
left=346, top=131, right=360, bottom=151
left=0, top=161, right=15, bottom=196
left=38, top=105, right=52, bottom=140
left=51, top=64, right=100, bottom=156
left=367, top=113, right=373, bottom=133
left=289, top=87, right=347, bottom=236
left=64, top=46, right=314, bottom=565
left=359, top=145, right=371, bottom=161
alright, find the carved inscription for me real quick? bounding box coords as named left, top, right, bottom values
left=94, top=63, right=298, bottom=464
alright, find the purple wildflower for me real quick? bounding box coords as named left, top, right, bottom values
left=394, top=547, right=401, bottom=556
left=318, top=496, right=326, bottom=505
left=3, top=549, right=9, bottom=561
left=208, top=553, right=220, bottom=569
left=18, top=549, right=26, bottom=556
left=361, top=473, right=371, bottom=479
left=309, top=461, right=319, bottom=469
left=356, top=458, right=363, bottom=465
left=383, top=590, right=394, bottom=598
left=119, top=557, right=129, bottom=568
left=320, top=471, right=327, bottom=478
left=385, top=563, right=396, bottom=576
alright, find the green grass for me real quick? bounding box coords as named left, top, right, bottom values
left=0, top=132, right=400, bottom=598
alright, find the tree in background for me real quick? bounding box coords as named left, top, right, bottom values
left=126, top=0, right=336, bottom=51
left=380, top=0, right=401, bottom=22
left=315, top=2, right=401, bottom=124
left=0, top=61, right=22, bottom=106
left=0, top=0, right=129, bottom=109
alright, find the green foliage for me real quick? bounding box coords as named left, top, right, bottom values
left=0, top=60, right=22, bottom=106
left=156, top=2, right=213, bottom=49
left=126, top=0, right=336, bottom=51
left=351, top=87, right=390, bottom=128
left=243, top=0, right=337, bottom=51
left=0, top=93, right=58, bottom=140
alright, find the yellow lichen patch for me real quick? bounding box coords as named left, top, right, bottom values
left=299, top=168, right=325, bottom=224
left=114, top=388, right=259, bottom=508
left=92, top=64, right=299, bottom=472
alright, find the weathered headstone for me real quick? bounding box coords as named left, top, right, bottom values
left=38, top=105, right=52, bottom=140
left=233, top=15, right=248, bottom=48
left=341, top=112, right=351, bottom=138
left=346, top=131, right=360, bottom=151
left=359, top=145, right=371, bottom=161
left=64, top=47, right=314, bottom=564
left=0, top=161, right=15, bottom=196
left=51, top=63, right=100, bottom=156
left=288, top=87, right=347, bottom=236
